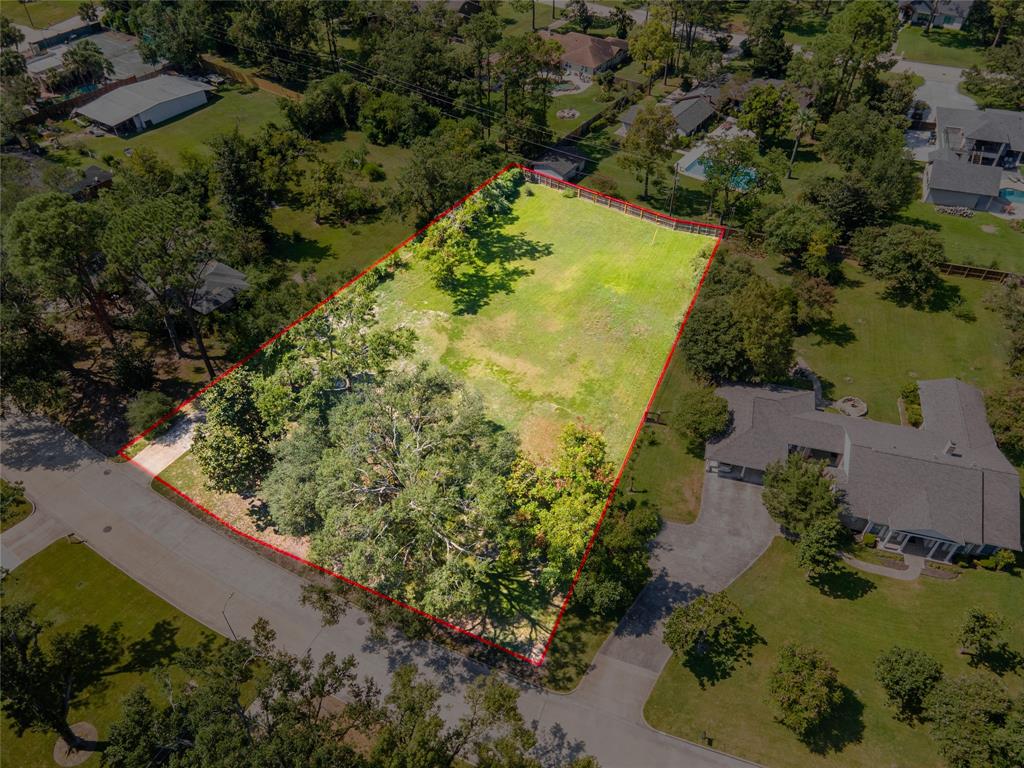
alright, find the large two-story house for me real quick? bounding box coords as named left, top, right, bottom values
left=922, top=106, right=1023, bottom=210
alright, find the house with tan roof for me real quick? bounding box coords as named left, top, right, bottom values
left=539, top=31, right=628, bottom=76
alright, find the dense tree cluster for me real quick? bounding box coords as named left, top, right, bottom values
left=3, top=600, right=598, bottom=768
left=680, top=256, right=795, bottom=383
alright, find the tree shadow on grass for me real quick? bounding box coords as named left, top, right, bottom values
left=268, top=228, right=336, bottom=267
left=120, top=619, right=181, bottom=673
left=810, top=319, right=857, bottom=347
left=683, top=620, right=766, bottom=689
left=811, top=568, right=876, bottom=600
left=448, top=228, right=554, bottom=315
left=972, top=643, right=1024, bottom=676
left=800, top=684, right=866, bottom=755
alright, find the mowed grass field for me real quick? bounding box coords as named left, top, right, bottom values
left=376, top=182, right=716, bottom=463
left=1, top=540, right=218, bottom=767
left=645, top=539, right=1024, bottom=768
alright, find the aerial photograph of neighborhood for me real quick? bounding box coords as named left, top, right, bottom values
left=0, top=0, right=1022, bottom=766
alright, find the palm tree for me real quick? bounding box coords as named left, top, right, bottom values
left=787, top=107, right=817, bottom=180
left=61, top=40, right=113, bottom=87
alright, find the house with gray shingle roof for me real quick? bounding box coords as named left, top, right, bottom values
left=921, top=106, right=1022, bottom=210
left=705, top=380, right=1021, bottom=561
left=923, top=147, right=1004, bottom=211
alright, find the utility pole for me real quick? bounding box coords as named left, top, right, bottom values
left=668, top=163, right=680, bottom=216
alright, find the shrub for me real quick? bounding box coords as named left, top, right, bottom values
left=561, top=188, right=577, bottom=198
left=125, top=391, right=175, bottom=438
left=991, top=548, right=1017, bottom=571
left=670, top=387, right=730, bottom=446
left=862, top=532, right=877, bottom=548
left=899, top=381, right=922, bottom=427
left=362, top=162, right=385, bottom=182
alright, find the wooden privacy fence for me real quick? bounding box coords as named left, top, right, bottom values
left=939, top=262, right=1022, bottom=284
left=523, top=169, right=724, bottom=239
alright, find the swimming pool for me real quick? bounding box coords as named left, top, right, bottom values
left=683, top=156, right=756, bottom=191
left=999, top=187, right=1024, bottom=204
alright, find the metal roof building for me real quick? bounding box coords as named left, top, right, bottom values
left=74, top=75, right=213, bottom=135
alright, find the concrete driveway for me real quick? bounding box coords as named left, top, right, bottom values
left=0, top=415, right=757, bottom=768
left=572, top=471, right=779, bottom=715
left=891, top=59, right=978, bottom=119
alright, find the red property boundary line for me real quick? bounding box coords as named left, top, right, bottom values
left=119, top=163, right=724, bottom=667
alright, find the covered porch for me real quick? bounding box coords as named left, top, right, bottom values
left=860, top=521, right=963, bottom=562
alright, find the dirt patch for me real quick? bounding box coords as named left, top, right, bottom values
left=981, top=224, right=998, bottom=234
left=53, top=722, right=98, bottom=766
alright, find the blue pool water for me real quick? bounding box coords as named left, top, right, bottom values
left=683, top=155, right=756, bottom=191
left=1000, top=187, right=1024, bottom=203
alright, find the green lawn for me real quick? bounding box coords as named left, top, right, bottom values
left=547, top=85, right=616, bottom=138
left=1, top=540, right=218, bottom=767
left=496, top=0, right=557, bottom=37
left=0, top=0, right=78, bottom=28
left=272, top=130, right=416, bottom=277
left=899, top=200, right=1024, bottom=273
left=896, top=26, right=986, bottom=68
left=0, top=477, right=34, bottom=532
left=752, top=258, right=1010, bottom=424
left=619, top=352, right=706, bottom=524
left=645, top=538, right=1024, bottom=768
left=375, top=181, right=715, bottom=462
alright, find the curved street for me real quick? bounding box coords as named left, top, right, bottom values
left=1, top=414, right=774, bottom=768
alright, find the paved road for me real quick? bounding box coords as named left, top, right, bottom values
left=1, top=414, right=757, bottom=768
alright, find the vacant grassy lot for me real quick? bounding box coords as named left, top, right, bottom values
left=0, top=0, right=78, bottom=28
left=1, top=540, right=217, bottom=768
left=376, top=181, right=715, bottom=462
left=645, top=538, right=1024, bottom=768
left=896, top=26, right=986, bottom=68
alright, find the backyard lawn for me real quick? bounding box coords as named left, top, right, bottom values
left=0, top=0, right=78, bottom=28
left=547, top=86, right=616, bottom=138
left=752, top=259, right=1010, bottom=424
left=896, top=26, right=986, bottom=68
left=899, top=200, right=1024, bottom=273
left=645, top=538, right=1024, bottom=768
left=1, top=540, right=219, bottom=768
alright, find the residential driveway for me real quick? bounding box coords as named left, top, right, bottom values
left=0, top=414, right=756, bottom=768
left=891, top=59, right=978, bottom=118
left=572, top=471, right=779, bottom=715
left=131, top=411, right=199, bottom=476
